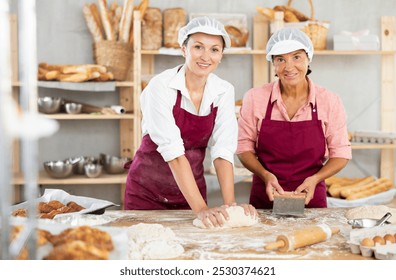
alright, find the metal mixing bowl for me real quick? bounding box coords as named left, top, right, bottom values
left=73, top=156, right=97, bottom=175
left=38, top=97, right=62, bottom=114
left=64, top=102, right=82, bottom=114
left=43, top=160, right=74, bottom=178
left=84, top=163, right=103, bottom=178
left=100, top=153, right=131, bottom=174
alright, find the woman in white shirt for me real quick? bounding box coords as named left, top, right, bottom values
left=124, top=17, right=256, bottom=227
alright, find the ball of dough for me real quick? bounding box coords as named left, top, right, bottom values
left=193, top=205, right=259, bottom=229
left=373, top=235, right=385, bottom=245
left=383, top=234, right=396, bottom=244
left=360, top=237, right=374, bottom=247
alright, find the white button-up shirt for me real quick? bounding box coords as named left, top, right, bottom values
left=140, top=64, right=237, bottom=165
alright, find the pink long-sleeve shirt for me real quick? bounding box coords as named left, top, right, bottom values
left=237, top=78, right=352, bottom=161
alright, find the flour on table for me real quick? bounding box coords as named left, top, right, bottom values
left=345, top=205, right=396, bottom=224
left=127, top=223, right=184, bottom=260
left=193, top=205, right=259, bottom=229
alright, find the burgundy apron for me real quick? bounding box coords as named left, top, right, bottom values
left=250, top=93, right=327, bottom=209
left=124, top=90, right=218, bottom=210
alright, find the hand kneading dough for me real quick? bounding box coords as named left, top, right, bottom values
left=193, top=205, right=259, bottom=229
left=345, top=205, right=396, bottom=224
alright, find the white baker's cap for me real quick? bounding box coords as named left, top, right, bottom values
left=178, top=16, right=231, bottom=49
left=266, top=27, right=314, bottom=62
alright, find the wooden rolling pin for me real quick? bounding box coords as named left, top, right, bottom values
left=265, top=224, right=340, bottom=252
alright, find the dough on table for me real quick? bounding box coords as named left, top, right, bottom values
left=193, top=205, right=259, bottom=229
left=345, top=205, right=396, bottom=224
left=127, top=223, right=184, bottom=260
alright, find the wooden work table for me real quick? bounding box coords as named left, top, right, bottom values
left=103, top=200, right=396, bottom=260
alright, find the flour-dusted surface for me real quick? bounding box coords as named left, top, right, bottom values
left=127, top=223, right=184, bottom=260
left=106, top=207, right=372, bottom=260
left=192, top=205, right=259, bottom=229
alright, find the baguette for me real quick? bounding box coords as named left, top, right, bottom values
left=59, top=72, right=100, bottom=83
left=346, top=181, right=393, bottom=200
left=340, top=177, right=389, bottom=198
left=89, top=3, right=104, bottom=39
left=98, top=0, right=115, bottom=40
left=129, top=0, right=149, bottom=44
left=328, top=176, right=375, bottom=198
left=111, top=5, right=123, bottom=40
left=285, top=6, right=310, bottom=21
left=256, top=7, right=275, bottom=21
left=93, top=72, right=114, bottom=81
left=62, top=64, right=107, bottom=74
left=45, top=70, right=61, bottom=81
left=119, top=0, right=134, bottom=43
left=82, top=4, right=104, bottom=43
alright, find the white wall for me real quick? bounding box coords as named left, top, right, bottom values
left=10, top=0, right=396, bottom=206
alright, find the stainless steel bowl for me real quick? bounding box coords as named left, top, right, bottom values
left=100, top=153, right=131, bottom=174
left=73, top=156, right=97, bottom=174
left=84, top=163, right=103, bottom=178
left=38, top=97, right=62, bottom=114
left=43, top=160, right=74, bottom=178
left=64, top=102, right=82, bottom=114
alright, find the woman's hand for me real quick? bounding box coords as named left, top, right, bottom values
left=294, top=175, right=319, bottom=205
left=236, top=203, right=258, bottom=217
left=263, top=172, right=284, bottom=201
left=196, top=205, right=229, bottom=228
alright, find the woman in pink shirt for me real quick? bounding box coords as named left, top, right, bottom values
left=237, top=27, right=352, bottom=209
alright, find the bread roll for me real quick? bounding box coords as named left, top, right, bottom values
left=163, top=8, right=186, bottom=48
left=141, top=7, right=162, bottom=50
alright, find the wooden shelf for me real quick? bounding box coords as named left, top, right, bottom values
left=351, top=143, right=396, bottom=149
left=315, top=50, right=396, bottom=55
left=41, top=113, right=135, bottom=120
left=141, top=49, right=396, bottom=56
left=141, top=49, right=267, bottom=55
left=12, top=81, right=134, bottom=88
left=13, top=171, right=127, bottom=185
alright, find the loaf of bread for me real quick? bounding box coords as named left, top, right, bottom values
left=327, top=176, right=375, bottom=198
left=340, top=177, right=388, bottom=198
left=119, top=0, right=134, bottom=43
left=141, top=7, right=162, bottom=50
left=163, top=7, right=186, bottom=48
left=225, top=25, right=249, bottom=47
left=256, top=7, right=275, bottom=21
left=83, top=4, right=104, bottom=43
left=346, top=179, right=393, bottom=200
left=129, top=0, right=149, bottom=44
left=98, top=0, right=115, bottom=40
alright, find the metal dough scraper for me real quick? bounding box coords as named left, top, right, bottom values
left=272, top=191, right=306, bottom=217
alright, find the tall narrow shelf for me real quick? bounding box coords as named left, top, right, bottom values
left=10, top=11, right=143, bottom=209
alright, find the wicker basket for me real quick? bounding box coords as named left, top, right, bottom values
left=286, top=0, right=329, bottom=50
left=93, top=41, right=133, bottom=81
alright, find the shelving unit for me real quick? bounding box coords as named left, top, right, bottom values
left=140, top=14, right=270, bottom=88
left=10, top=12, right=142, bottom=208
